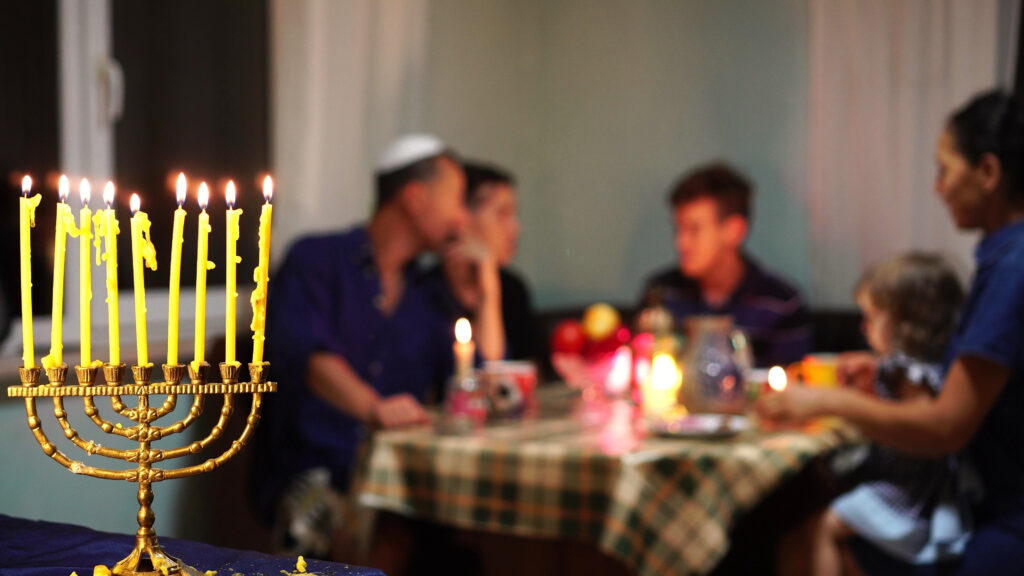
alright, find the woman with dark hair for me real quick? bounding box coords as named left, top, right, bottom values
left=442, top=162, right=535, bottom=360
left=758, top=89, right=1024, bottom=574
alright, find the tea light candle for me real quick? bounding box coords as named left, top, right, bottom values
left=454, top=318, right=474, bottom=378
left=768, top=366, right=787, bottom=392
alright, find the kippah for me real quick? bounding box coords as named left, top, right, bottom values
left=376, top=133, right=446, bottom=173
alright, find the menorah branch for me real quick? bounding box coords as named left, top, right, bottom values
left=83, top=397, right=134, bottom=438
left=154, top=395, right=204, bottom=438
left=53, top=397, right=137, bottom=460
left=154, top=395, right=233, bottom=462
left=24, top=398, right=133, bottom=481
left=163, top=392, right=264, bottom=480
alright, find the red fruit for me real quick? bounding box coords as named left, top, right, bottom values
left=551, top=319, right=587, bottom=355
left=584, top=326, right=631, bottom=358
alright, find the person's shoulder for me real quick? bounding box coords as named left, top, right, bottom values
left=284, top=226, right=366, bottom=266
left=745, top=258, right=805, bottom=302
left=643, top=266, right=691, bottom=291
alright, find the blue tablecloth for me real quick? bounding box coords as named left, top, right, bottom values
left=0, top=514, right=383, bottom=576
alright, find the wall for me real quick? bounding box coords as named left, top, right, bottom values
left=424, top=0, right=811, bottom=308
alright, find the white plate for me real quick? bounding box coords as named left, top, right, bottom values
left=649, top=413, right=750, bottom=439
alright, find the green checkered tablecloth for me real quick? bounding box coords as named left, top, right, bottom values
left=357, top=388, right=859, bottom=576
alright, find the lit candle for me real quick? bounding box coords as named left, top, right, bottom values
left=224, top=181, right=242, bottom=366
left=768, top=366, right=787, bottom=392
left=19, top=175, right=41, bottom=368
left=42, top=175, right=77, bottom=370
left=192, top=183, right=214, bottom=372
left=644, top=353, right=682, bottom=414
left=129, top=193, right=157, bottom=366
left=250, top=175, right=273, bottom=365
left=167, top=173, right=187, bottom=365
left=93, top=182, right=121, bottom=365
left=454, top=318, right=474, bottom=378
left=79, top=179, right=93, bottom=366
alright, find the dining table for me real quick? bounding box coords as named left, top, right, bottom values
left=354, top=385, right=860, bottom=576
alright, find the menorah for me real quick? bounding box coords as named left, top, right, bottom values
left=8, top=361, right=276, bottom=576
left=10, top=173, right=278, bottom=576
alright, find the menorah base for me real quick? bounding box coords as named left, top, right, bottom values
left=112, top=539, right=194, bottom=576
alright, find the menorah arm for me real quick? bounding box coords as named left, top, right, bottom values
left=153, top=394, right=235, bottom=463
left=110, top=394, right=133, bottom=417
left=153, top=394, right=204, bottom=439
left=25, top=398, right=133, bottom=481
left=53, top=397, right=137, bottom=460
left=161, top=392, right=263, bottom=480
left=82, top=397, right=134, bottom=438
left=153, top=394, right=179, bottom=419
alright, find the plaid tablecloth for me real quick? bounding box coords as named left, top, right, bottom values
left=357, top=388, right=859, bottom=576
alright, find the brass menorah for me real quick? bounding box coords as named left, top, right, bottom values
left=7, top=360, right=276, bottom=576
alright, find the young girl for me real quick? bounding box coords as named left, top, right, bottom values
left=763, top=252, right=969, bottom=575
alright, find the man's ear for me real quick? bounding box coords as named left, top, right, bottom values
left=723, top=215, right=748, bottom=248
left=977, top=152, right=1004, bottom=195
left=399, top=180, right=427, bottom=213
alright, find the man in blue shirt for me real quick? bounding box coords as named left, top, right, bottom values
left=639, top=163, right=811, bottom=367
left=253, top=134, right=473, bottom=554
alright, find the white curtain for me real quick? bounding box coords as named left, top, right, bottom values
left=269, top=0, right=431, bottom=265
left=807, top=0, right=1019, bottom=307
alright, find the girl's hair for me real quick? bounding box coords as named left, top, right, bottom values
left=855, top=252, right=965, bottom=361
left=948, top=90, right=1024, bottom=201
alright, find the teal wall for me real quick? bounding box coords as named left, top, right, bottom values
left=425, top=0, right=811, bottom=309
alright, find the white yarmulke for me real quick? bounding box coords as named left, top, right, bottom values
left=376, top=133, right=446, bottom=173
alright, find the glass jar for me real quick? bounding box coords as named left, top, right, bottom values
left=442, top=372, right=487, bottom=434
left=678, top=316, right=751, bottom=414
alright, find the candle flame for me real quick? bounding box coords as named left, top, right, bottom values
left=80, top=178, right=91, bottom=205
left=263, top=175, right=273, bottom=203
left=21, top=175, right=32, bottom=195
left=103, top=181, right=115, bottom=207
left=455, top=318, right=472, bottom=343
left=650, top=353, right=681, bottom=391
left=198, top=182, right=210, bottom=209
left=768, top=366, right=787, bottom=391
left=226, top=180, right=236, bottom=208
left=58, top=175, right=69, bottom=202
left=130, top=193, right=140, bottom=214
left=176, top=172, right=187, bottom=206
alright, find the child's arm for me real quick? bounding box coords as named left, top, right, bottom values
left=756, top=355, right=1007, bottom=457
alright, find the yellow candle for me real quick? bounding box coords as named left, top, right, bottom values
left=643, top=353, right=682, bottom=414
left=250, top=175, right=273, bottom=364
left=167, top=173, right=187, bottom=365
left=224, top=181, right=243, bottom=366
left=19, top=175, right=41, bottom=368
left=454, top=318, right=475, bottom=378
left=192, top=182, right=215, bottom=372
left=129, top=193, right=157, bottom=366
left=94, top=181, right=121, bottom=365
left=79, top=179, right=93, bottom=366
left=42, top=175, right=78, bottom=370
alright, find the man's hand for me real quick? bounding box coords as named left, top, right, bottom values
left=372, top=394, right=430, bottom=428
left=836, top=351, right=877, bottom=392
